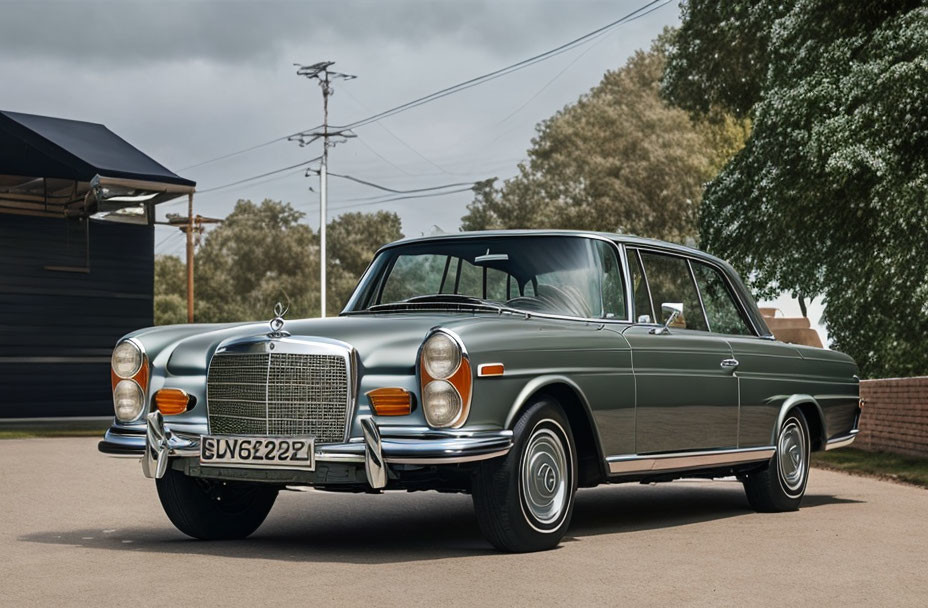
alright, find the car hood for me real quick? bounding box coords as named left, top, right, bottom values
left=129, top=313, right=489, bottom=376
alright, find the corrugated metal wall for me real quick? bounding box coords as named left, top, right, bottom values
left=0, top=214, right=153, bottom=418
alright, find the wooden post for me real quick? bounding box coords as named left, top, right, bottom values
left=186, top=192, right=194, bottom=323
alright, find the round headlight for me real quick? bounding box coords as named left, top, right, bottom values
left=113, top=379, right=145, bottom=422
left=422, top=332, right=461, bottom=379
left=112, top=340, right=142, bottom=379
left=423, top=380, right=462, bottom=427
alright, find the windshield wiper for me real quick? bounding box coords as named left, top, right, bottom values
left=359, top=294, right=525, bottom=316
left=404, top=294, right=493, bottom=306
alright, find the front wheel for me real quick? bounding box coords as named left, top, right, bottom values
left=472, top=398, right=577, bottom=552
left=742, top=409, right=811, bottom=512
left=156, top=467, right=279, bottom=540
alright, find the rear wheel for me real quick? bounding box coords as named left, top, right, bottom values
left=156, top=467, right=279, bottom=540
left=472, top=398, right=577, bottom=552
left=743, top=409, right=811, bottom=512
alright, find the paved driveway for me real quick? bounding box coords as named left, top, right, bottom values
left=1, top=437, right=925, bottom=606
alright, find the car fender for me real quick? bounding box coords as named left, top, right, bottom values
left=773, top=394, right=826, bottom=447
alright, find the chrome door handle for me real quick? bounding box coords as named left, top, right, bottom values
left=720, top=358, right=739, bottom=369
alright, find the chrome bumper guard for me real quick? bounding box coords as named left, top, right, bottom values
left=99, top=417, right=513, bottom=489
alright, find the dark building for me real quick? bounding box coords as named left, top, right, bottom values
left=0, top=110, right=195, bottom=421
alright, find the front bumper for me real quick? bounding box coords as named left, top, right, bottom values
left=99, top=413, right=513, bottom=489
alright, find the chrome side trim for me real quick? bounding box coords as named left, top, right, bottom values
left=607, top=446, right=775, bottom=476
left=825, top=429, right=858, bottom=451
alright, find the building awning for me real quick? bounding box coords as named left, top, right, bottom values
left=0, top=110, right=195, bottom=224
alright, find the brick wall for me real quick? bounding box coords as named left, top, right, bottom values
left=857, top=377, right=928, bottom=457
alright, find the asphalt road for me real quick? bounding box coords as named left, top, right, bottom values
left=1, top=438, right=926, bottom=607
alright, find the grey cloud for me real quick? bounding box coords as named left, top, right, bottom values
left=0, top=0, right=679, bottom=244
left=0, top=0, right=625, bottom=67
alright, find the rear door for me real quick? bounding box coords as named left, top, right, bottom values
left=624, top=249, right=739, bottom=453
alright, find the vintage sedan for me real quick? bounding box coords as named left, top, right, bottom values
left=100, top=230, right=860, bottom=552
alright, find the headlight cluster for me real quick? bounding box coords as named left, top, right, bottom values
left=111, top=339, right=148, bottom=422
left=420, top=331, right=472, bottom=428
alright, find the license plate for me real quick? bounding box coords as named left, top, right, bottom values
left=199, top=435, right=315, bottom=470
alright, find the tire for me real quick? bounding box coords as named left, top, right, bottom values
left=472, top=397, right=577, bottom=552
left=156, top=467, right=279, bottom=540
left=743, top=409, right=811, bottom=512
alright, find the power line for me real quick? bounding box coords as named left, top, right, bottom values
left=178, top=135, right=292, bottom=171
left=178, top=0, right=670, bottom=171
left=353, top=134, right=416, bottom=176
left=327, top=171, right=474, bottom=194
left=329, top=187, right=476, bottom=211
left=195, top=157, right=322, bottom=193
left=154, top=228, right=185, bottom=250
left=324, top=0, right=670, bottom=132
left=341, top=87, right=453, bottom=176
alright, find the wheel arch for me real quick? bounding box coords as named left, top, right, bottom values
left=504, top=375, right=607, bottom=486
left=774, top=394, right=826, bottom=452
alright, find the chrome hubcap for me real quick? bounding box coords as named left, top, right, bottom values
left=777, top=420, right=807, bottom=493
left=521, top=426, right=568, bottom=526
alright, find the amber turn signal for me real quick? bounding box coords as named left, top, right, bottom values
left=367, top=387, right=413, bottom=416
left=477, top=363, right=505, bottom=377
left=154, top=388, right=191, bottom=415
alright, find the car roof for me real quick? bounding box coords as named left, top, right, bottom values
left=379, top=229, right=727, bottom=266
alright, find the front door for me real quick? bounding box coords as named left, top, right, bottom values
left=625, top=326, right=738, bottom=453
left=625, top=249, right=739, bottom=453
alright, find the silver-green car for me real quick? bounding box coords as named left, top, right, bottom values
left=100, top=230, right=860, bottom=552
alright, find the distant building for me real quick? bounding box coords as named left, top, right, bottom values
left=0, top=110, right=194, bottom=421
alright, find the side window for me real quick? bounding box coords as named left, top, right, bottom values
left=628, top=249, right=654, bottom=323
left=638, top=252, right=708, bottom=332
left=691, top=262, right=753, bottom=335
left=595, top=240, right=627, bottom=319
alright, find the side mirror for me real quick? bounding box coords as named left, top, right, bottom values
left=650, top=302, right=683, bottom=335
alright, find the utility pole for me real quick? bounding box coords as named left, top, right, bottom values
left=161, top=210, right=223, bottom=322
left=186, top=193, right=194, bottom=323
left=293, top=61, right=355, bottom=318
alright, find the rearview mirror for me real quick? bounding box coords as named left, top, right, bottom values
left=650, top=302, right=683, bottom=335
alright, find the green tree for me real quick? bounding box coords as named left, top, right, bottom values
left=661, top=1, right=790, bottom=117
left=685, top=1, right=928, bottom=377
left=462, top=32, right=749, bottom=244
left=326, top=210, right=404, bottom=314
left=194, top=199, right=317, bottom=322
left=153, top=200, right=403, bottom=323
left=153, top=254, right=186, bottom=325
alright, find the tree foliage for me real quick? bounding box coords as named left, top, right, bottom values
left=461, top=32, right=749, bottom=244
left=661, top=1, right=790, bottom=117
left=154, top=200, right=403, bottom=323
left=153, top=254, right=186, bottom=325
left=680, top=0, right=928, bottom=377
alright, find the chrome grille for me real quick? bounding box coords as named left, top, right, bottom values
left=207, top=350, right=350, bottom=443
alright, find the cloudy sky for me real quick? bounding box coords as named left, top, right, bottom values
left=0, top=0, right=680, bottom=256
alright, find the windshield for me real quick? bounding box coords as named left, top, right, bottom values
left=346, top=236, right=627, bottom=320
